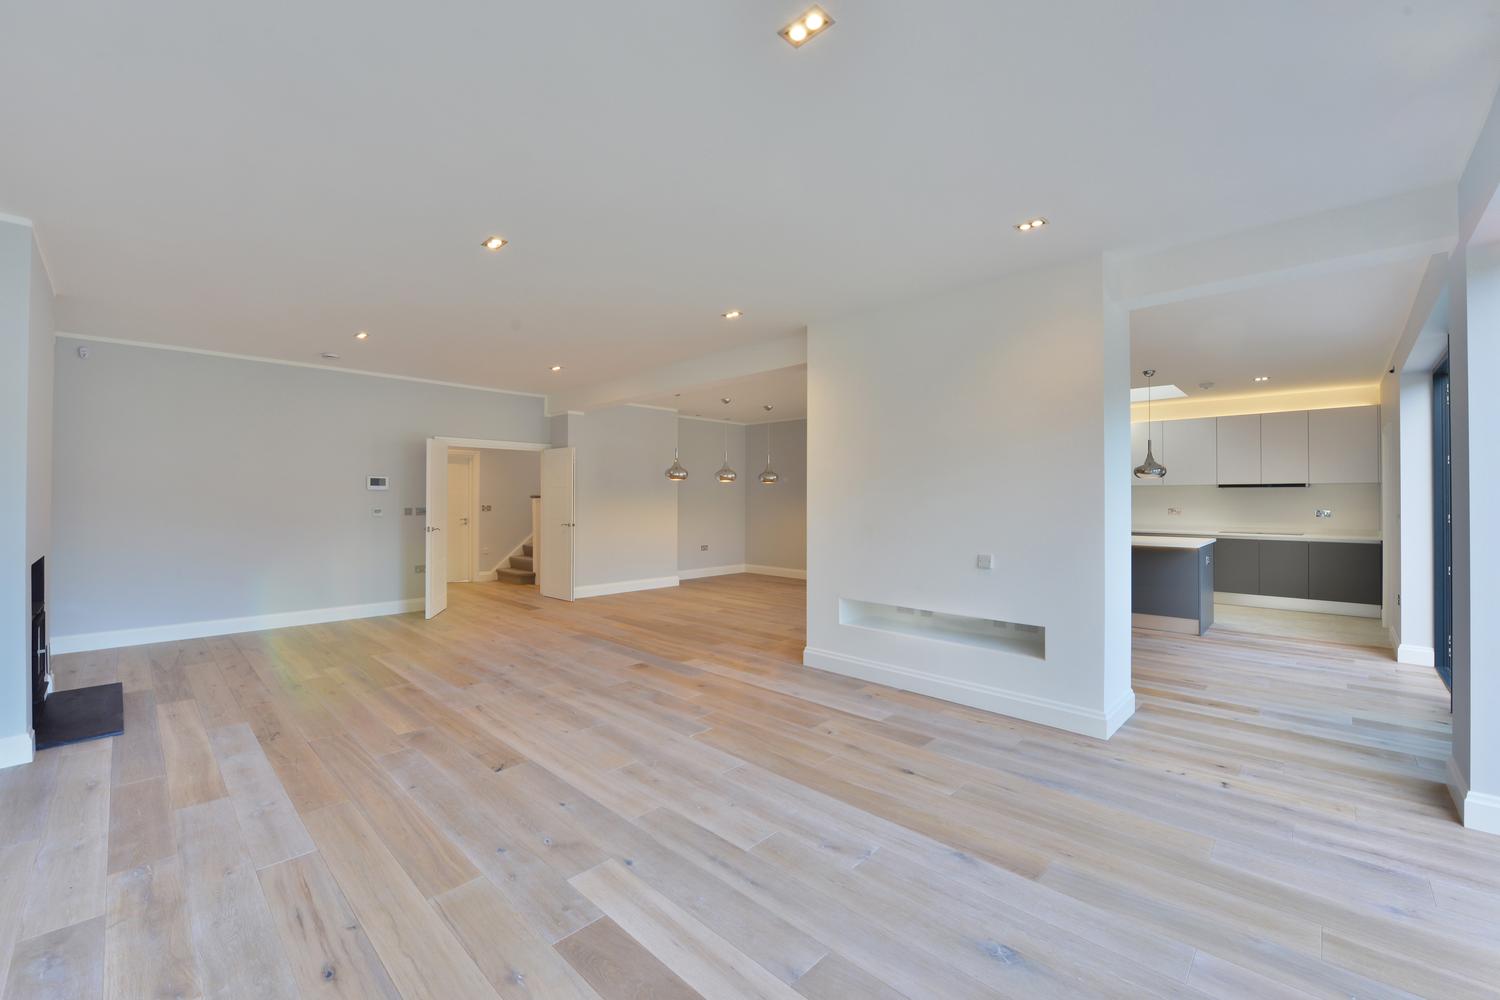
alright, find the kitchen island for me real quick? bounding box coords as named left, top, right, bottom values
left=1131, top=535, right=1215, bottom=635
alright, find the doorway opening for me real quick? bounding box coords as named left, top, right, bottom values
left=1433, top=356, right=1453, bottom=691
left=425, top=437, right=569, bottom=619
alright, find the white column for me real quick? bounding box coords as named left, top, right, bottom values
left=1396, top=373, right=1435, bottom=665
left=1448, top=243, right=1500, bottom=833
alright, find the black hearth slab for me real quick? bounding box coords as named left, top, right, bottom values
left=35, top=682, right=125, bottom=750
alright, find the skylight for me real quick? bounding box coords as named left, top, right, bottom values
left=1130, top=384, right=1187, bottom=403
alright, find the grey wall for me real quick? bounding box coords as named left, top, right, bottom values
left=745, top=419, right=805, bottom=571
left=51, top=337, right=547, bottom=638
left=676, top=418, right=746, bottom=572
left=1, top=221, right=53, bottom=756
left=476, top=447, right=540, bottom=572
left=567, top=406, right=678, bottom=588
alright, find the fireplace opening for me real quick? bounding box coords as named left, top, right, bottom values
left=32, top=556, right=125, bottom=751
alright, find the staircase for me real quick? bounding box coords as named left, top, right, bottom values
left=495, top=542, right=535, bottom=585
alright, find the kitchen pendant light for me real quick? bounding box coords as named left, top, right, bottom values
left=758, top=421, right=779, bottom=485
left=716, top=424, right=738, bottom=484
left=665, top=447, right=688, bottom=482
left=1133, top=369, right=1168, bottom=480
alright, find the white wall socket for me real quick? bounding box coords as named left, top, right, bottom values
left=976, top=553, right=993, bottom=570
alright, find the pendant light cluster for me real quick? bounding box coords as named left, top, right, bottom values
left=663, top=400, right=781, bottom=485
left=1133, top=369, right=1168, bottom=480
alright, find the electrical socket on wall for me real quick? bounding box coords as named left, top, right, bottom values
left=1315, top=508, right=1333, bottom=519
left=700, top=544, right=709, bottom=551
left=1167, top=507, right=1182, bottom=516
left=976, top=554, right=993, bottom=570
left=415, top=564, right=424, bottom=574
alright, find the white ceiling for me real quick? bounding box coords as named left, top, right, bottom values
left=641, top=367, right=807, bottom=424
left=1129, top=257, right=1429, bottom=396
left=3, top=2, right=1498, bottom=396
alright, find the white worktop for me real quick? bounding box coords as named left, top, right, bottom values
left=1131, top=535, right=1215, bottom=550
left=1133, top=527, right=1381, bottom=544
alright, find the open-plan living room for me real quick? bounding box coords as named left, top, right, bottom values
left=3, top=3, right=1500, bottom=998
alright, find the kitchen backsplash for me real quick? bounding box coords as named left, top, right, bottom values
left=1132, top=484, right=1381, bottom=536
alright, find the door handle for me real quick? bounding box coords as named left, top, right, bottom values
left=461, top=517, right=469, bottom=526
left=426, top=526, right=441, bottom=533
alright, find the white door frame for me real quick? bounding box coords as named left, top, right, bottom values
left=427, top=437, right=549, bottom=616
left=446, top=448, right=480, bottom=583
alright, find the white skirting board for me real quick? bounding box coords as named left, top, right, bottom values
left=1214, top=592, right=1381, bottom=618
left=573, top=576, right=680, bottom=599
left=50, top=598, right=425, bottom=654
left=678, top=565, right=807, bottom=581
left=803, top=645, right=1135, bottom=739
left=1396, top=643, right=1436, bottom=667
left=0, top=731, right=35, bottom=770
left=745, top=565, right=806, bottom=580
left=1448, top=755, right=1500, bottom=836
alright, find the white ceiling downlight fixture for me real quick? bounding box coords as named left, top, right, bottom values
left=1253, top=375, right=1271, bottom=382
left=781, top=6, right=834, bottom=47
left=354, top=330, right=369, bottom=340
left=723, top=309, right=742, bottom=320
left=320, top=352, right=340, bottom=359
left=1133, top=369, right=1168, bottom=480
left=481, top=236, right=508, bottom=251
left=1015, top=217, right=1048, bottom=232
left=550, top=364, right=563, bottom=372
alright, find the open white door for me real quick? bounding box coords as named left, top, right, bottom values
left=540, top=447, right=575, bottom=601
left=425, top=438, right=449, bottom=618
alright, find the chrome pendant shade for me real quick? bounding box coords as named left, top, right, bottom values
left=665, top=447, right=688, bottom=482
left=716, top=425, right=737, bottom=483
left=758, top=423, right=779, bottom=485
left=1133, top=368, right=1168, bottom=479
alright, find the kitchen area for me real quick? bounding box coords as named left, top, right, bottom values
left=1129, top=401, right=1385, bottom=646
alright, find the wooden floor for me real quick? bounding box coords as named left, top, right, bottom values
left=1212, top=602, right=1392, bottom=648
left=3, top=575, right=1496, bottom=999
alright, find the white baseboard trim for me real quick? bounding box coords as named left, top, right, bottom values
left=1396, top=643, right=1436, bottom=667
left=678, top=564, right=747, bottom=580
left=1448, top=755, right=1500, bottom=836
left=574, top=576, right=680, bottom=599
left=472, top=570, right=498, bottom=582
left=0, top=731, right=35, bottom=770
left=745, top=565, right=807, bottom=580
left=50, top=598, right=425, bottom=654
left=803, top=645, right=1133, bottom=739
left=1214, top=592, right=1380, bottom=619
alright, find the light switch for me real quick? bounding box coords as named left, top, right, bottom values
left=976, top=554, right=993, bottom=570
left=371, top=506, right=384, bottom=517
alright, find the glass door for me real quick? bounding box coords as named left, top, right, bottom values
left=1433, top=357, right=1453, bottom=691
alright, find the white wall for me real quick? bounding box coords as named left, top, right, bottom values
left=0, top=221, right=54, bottom=766
left=806, top=256, right=1133, bottom=738
left=475, top=448, right=540, bottom=573
left=565, top=405, right=679, bottom=592
left=746, top=419, right=806, bottom=572
left=1132, top=483, right=1382, bottom=537
left=50, top=337, right=548, bottom=646
left=675, top=418, right=746, bottom=573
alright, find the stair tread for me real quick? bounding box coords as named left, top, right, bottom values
left=522, top=544, right=534, bottom=557
left=509, top=555, right=534, bottom=570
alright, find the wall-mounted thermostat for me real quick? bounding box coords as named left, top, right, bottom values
left=367, top=476, right=389, bottom=491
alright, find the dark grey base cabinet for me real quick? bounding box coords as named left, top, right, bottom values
left=1214, top=537, right=1381, bottom=606
left=1309, top=542, right=1382, bottom=605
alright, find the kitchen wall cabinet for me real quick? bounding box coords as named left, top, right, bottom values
left=1215, top=414, right=1262, bottom=485
left=1130, top=420, right=1165, bottom=486
left=1309, top=405, right=1379, bottom=483
left=1162, top=417, right=1217, bottom=485
left=1260, top=410, right=1309, bottom=485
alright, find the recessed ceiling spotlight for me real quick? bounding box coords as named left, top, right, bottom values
left=320, top=352, right=340, bottom=360
left=781, top=6, right=834, bottom=46
left=1015, top=217, right=1048, bottom=232
left=481, top=236, right=508, bottom=251
left=354, top=330, right=369, bottom=340
left=723, top=309, right=742, bottom=320
left=550, top=365, right=563, bottom=372
left=1253, top=375, right=1271, bottom=382
left=1198, top=381, right=1215, bottom=390
left=763, top=404, right=775, bottom=412
left=721, top=397, right=733, bottom=405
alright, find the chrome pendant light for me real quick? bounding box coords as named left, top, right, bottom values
left=665, top=446, right=688, bottom=482
left=758, top=416, right=779, bottom=485
left=1133, top=369, right=1167, bottom=480
left=716, top=423, right=738, bottom=483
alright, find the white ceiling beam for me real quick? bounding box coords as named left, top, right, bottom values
left=546, top=331, right=806, bottom=415
left=1459, top=82, right=1500, bottom=250
left=1109, top=184, right=1458, bottom=310
left=1386, top=252, right=1452, bottom=375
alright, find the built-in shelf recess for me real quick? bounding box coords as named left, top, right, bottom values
left=838, top=598, right=1045, bottom=659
